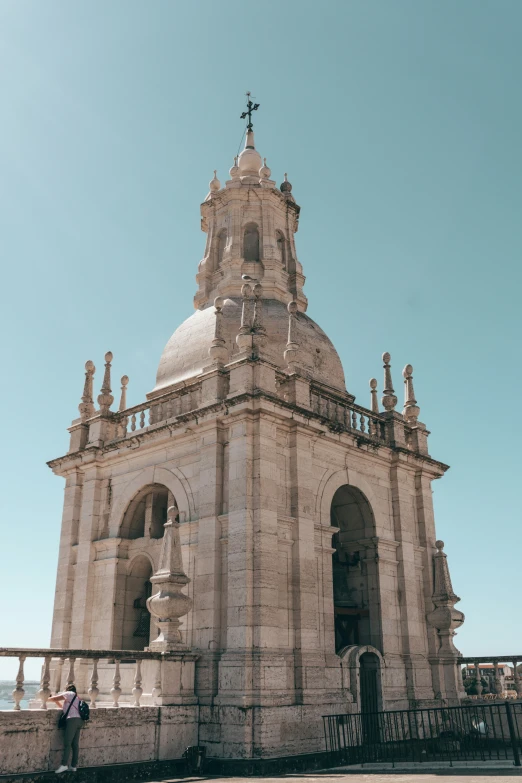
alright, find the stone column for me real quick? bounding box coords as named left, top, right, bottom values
left=390, top=456, right=433, bottom=702
left=90, top=538, right=127, bottom=649
left=217, top=414, right=255, bottom=706
left=193, top=421, right=226, bottom=701
left=217, top=410, right=285, bottom=708
left=68, top=467, right=104, bottom=648
left=50, top=470, right=84, bottom=648
left=415, top=470, right=449, bottom=699
left=289, top=425, right=326, bottom=704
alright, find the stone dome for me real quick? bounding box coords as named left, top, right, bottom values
left=153, top=298, right=346, bottom=394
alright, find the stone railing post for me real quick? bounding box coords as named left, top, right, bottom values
left=132, top=660, right=143, bottom=707
left=493, top=660, right=503, bottom=698
left=110, top=660, right=121, bottom=707
left=474, top=661, right=483, bottom=697
left=514, top=660, right=522, bottom=698
left=53, top=658, right=64, bottom=694
left=152, top=660, right=162, bottom=706
left=88, top=659, right=99, bottom=708
left=12, top=655, right=26, bottom=710
left=37, top=656, right=51, bottom=709
left=66, top=657, right=76, bottom=688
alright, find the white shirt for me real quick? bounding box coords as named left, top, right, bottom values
left=59, top=691, right=81, bottom=719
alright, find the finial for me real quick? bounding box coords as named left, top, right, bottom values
left=97, top=351, right=114, bottom=415
left=119, top=375, right=129, bottom=412
left=209, top=296, right=228, bottom=365
left=240, top=92, right=260, bottom=132
left=427, top=539, right=464, bottom=653
left=209, top=170, right=220, bottom=192
left=402, top=364, right=420, bottom=424
left=369, top=378, right=379, bottom=413
left=280, top=172, right=292, bottom=193
left=259, top=157, right=271, bottom=179
left=284, top=301, right=300, bottom=371
left=146, top=501, right=191, bottom=651
left=381, top=352, right=397, bottom=412
left=79, top=360, right=96, bottom=421
left=229, top=156, right=239, bottom=179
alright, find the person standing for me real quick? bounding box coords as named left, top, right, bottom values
left=48, top=685, right=83, bottom=773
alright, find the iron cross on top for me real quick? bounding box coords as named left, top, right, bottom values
left=240, top=92, right=260, bottom=131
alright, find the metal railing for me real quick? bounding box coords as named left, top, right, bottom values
left=324, top=702, right=522, bottom=767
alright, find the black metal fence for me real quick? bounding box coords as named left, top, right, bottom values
left=323, top=701, right=522, bottom=767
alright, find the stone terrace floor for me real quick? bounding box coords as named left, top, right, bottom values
left=146, top=772, right=522, bottom=783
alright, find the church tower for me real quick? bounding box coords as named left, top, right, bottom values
left=49, top=106, right=464, bottom=760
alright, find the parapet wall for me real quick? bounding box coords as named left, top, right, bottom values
left=0, top=705, right=198, bottom=776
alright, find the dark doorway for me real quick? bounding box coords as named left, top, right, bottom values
left=360, top=652, right=380, bottom=713
left=360, top=651, right=381, bottom=743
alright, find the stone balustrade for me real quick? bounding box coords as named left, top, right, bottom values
left=459, top=655, right=522, bottom=700
left=111, top=382, right=203, bottom=441
left=310, top=387, right=386, bottom=441
left=0, top=647, right=197, bottom=710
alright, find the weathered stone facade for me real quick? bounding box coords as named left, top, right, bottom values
left=48, top=127, right=464, bottom=759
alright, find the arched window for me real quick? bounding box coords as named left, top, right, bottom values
left=217, top=229, right=227, bottom=267
left=331, top=484, right=376, bottom=653
left=243, top=223, right=260, bottom=262
left=121, top=484, right=170, bottom=540
left=276, top=230, right=286, bottom=267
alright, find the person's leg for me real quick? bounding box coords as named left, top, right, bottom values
left=70, top=720, right=82, bottom=768
left=61, top=720, right=75, bottom=766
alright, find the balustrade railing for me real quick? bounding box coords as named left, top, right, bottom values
left=459, top=656, right=522, bottom=701
left=110, top=382, right=202, bottom=441
left=0, top=648, right=173, bottom=710
left=310, top=388, right=386, bottom=441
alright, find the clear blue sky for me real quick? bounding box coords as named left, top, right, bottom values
left=1, top=0, right=521, bottom=680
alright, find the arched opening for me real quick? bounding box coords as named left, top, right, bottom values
left=243, top=223, right=260, bottom=262
left=276, top=230, right=286, bottom=267
left=331, top=485, right=375, bottom=654
left=217, top=228, right=227, bottom=267
left=121, top=484, right=170, bottom=540
left=121, top=555, right=153, bottom=651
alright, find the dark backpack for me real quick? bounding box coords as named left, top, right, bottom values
left=78, top=699, right=90, bottom=722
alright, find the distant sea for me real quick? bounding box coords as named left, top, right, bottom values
left=0, top=681, right=40, bottom=710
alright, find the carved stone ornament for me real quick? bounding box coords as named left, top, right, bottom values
left=426, top=540, right=464, bottom=656
left=146, top=505, right=192, bottom=651
left=79, top=360, right=96, bottom=421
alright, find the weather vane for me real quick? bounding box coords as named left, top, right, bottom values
left=240, top=91, right=260, bottom=132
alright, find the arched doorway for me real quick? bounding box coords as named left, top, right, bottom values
left=331, top=485, right=376, bottom=653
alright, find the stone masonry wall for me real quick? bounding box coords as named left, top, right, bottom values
left=0, top=706, right=198, bottom=776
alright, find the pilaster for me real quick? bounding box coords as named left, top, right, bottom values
left=390, top=456, right=434, bottom=703
left=193, top=421, right=226, bottom=701
left=68, top=466, right=104, bottom=647
left=50, top=470, right=84, bottom=647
